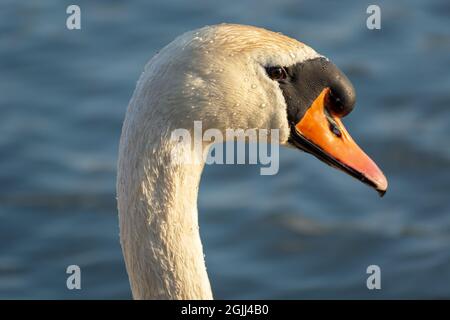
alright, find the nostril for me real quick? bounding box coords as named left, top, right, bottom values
left=329, top=121, right=342, bottom=138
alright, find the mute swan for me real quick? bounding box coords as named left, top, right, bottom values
left=117, top=24, right=388, bottom=299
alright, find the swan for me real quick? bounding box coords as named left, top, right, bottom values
left=116, top=24, right=388, bottom=300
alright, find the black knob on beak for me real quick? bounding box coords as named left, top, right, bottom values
left=281, top=57, right=357, bottom=125
left=325, top=63, right=356, bottom=118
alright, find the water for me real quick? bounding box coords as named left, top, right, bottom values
left=1, top=0, right=449, bottom=299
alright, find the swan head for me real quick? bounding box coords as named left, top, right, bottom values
left=141, top=24, right=387, bottom=195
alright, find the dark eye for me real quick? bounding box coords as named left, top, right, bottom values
left=266, top=66, right=287, bottom=81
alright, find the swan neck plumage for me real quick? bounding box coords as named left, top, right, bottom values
left=117, top=115, right=212, bottom=300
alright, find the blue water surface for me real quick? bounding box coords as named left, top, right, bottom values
left=0, top=0, right=449, bottom=299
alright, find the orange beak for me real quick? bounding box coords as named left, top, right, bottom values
left=291, top=88, right=388, bottom=196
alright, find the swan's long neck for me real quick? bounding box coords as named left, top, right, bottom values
left=117, top=115, right=212, bottom=299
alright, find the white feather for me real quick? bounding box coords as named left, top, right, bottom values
left=117, top=24, right=323, bottom=299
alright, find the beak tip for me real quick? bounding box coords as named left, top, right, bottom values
left=375, top=175, right=388, bottom=198
left=377, top=188, right=387, bottom=198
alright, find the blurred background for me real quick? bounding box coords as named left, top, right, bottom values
left=1, top=0, right=449, bottom=299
